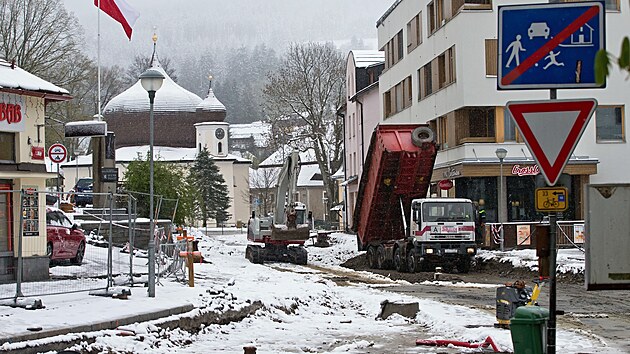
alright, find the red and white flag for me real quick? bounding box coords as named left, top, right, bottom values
left=94, top=0, right=140, bottom=40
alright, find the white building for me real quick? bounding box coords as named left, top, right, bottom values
left=343, top=50, right=384, bottom=227
left=375, top=0, right=628, bottom=223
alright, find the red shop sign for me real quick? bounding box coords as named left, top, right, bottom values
left=31, top=146, right=45, bottom=160
left=512, top=164, right=540, bottom=176
left=438, top=179, right=454, bottom=190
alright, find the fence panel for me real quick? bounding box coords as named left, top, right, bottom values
left=485, top=219, right=586, bottom=251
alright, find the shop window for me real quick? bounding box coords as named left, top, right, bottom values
left=485, top=39, right=497, bottom=76
left=596, top=106, right=624, bottom=142
left=455, top=177, right=497, bottom=222
left=0, top=132, right=15, bottom=162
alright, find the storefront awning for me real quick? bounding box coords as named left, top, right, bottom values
left=431, top=158, right=598, bottom=183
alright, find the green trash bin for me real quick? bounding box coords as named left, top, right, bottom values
left=510, top=306, right=549, bottom=354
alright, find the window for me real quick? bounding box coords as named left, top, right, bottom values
left=437, top=116, right=448, bottom=149
left=218, top=142, right=223, bottom=154
left=407, top=12, right=423, bottom=53
left=0, top=132, right=15, bottom=162
left=468, top=107, right=495, bottom=138
left=396, top=31, right=404, bottom=62
left=384, top=76, right=413, bottom=118
left=428, top=2, right=436, bottom=33
left=384, top=91, right=392, bottom=118
left=550, top=0, right=619, bottom=11
left=485, top=39, right=497, bottom=76
left=596, top=106, right=625, bottom=142
left=504, top=109, right=517, bottom=141
left=405, top=76, right=413, bottom=108
left=418, top=46, right=455, bottom=100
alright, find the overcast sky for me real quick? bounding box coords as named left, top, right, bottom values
left=63, top=0, right=392, bottom=66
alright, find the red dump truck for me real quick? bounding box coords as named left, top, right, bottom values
left=352, top=124, right=476, bottom=273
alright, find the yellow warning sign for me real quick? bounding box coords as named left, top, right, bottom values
left=535, top=187, right=568, bottom=212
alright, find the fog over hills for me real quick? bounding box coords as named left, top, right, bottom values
left=63, top=0, right=391, bottom=123
left=65, top=0, right=389, bottom=65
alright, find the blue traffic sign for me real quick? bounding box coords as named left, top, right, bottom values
left=498, top=1, right=605, bottom=90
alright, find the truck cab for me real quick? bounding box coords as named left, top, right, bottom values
left=410, top=198, right=477, bottom=272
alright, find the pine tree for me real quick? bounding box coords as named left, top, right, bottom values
left=190, top=148, right=232, bottom=227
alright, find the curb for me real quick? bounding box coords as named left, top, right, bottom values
left=0, top=304, right=194, bottom=349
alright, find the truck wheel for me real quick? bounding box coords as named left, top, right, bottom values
left=394, top=247, right=407, bottom=273
left=407, top=249, right=420, bottom=273
left=367, top=246, right=378, bottom=269
left=411, top=127, right=435, bottom=147
left=376, top=245, right=387, bottom=269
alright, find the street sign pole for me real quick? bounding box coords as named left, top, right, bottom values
left=547, top=88, right=557, bottom=354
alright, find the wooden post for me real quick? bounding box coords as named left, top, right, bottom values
left=185, top=230, right=194, bottom=287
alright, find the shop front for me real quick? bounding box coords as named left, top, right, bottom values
left=432, top=161, right=597, bottom=223
left=0, top=61, right=71, bottom=282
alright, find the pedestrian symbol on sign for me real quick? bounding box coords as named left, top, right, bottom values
left=498, top=2, right=605, bottom=90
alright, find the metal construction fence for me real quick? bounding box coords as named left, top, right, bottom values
left=485, top=219, right=586, bottom=251
left=0, top=189, right=183, bottom=302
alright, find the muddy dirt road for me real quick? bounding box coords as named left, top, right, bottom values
left=336, top=255, right=630, bottom=352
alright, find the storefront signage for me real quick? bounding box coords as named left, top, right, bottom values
left=31, top=146, right=45, bottom=160
left=438, top=179, right=454, bottom=190
left=442, top=166, right=461, bottom=179
left=0, top=93, right=25, bottom=133
left=512, top=164, right=540, bottom=176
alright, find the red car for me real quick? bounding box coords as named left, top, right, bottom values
left=45, top=207, right=86, bottom=265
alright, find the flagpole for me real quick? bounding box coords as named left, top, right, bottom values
left=97, top=0, right=102, bottom=121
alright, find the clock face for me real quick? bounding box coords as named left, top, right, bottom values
left=215, top=128, right=225, bottom=139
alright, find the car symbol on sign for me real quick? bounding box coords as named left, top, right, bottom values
left=528, top=22, right=550, bottom=40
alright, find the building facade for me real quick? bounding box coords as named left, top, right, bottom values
left=343, top=50, right=384, bottom=228
left=375, top=0, right=628, bottom=223
left=0, top=59, right=71, bottom=281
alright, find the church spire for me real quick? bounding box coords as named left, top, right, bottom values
left=150, top=28, right=161, bottom=68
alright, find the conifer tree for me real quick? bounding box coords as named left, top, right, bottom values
left=190, top=148, right=232, bottom=227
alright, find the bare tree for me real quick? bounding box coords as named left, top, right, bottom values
left=246, top=167, right=280, bottom=217
left=0, top=0, right=85, bottom=82
left=124, top=53, right=178, bottom=87
left=262, top=42, right=345, bottom=221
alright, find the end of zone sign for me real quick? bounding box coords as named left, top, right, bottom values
left=498, top=1, right=605, bottom=90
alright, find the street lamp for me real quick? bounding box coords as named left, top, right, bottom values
left=140, top=68, right=164, bottom=298
left=495, top=148, right=507, bottom=251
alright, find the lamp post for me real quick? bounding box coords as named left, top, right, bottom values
left=495, top=148, right=507, bottom=252
left=140, top=68, right=164, bottom=298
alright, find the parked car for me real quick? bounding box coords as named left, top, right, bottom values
left=45, top=207, right=86, bottom=265
left=72, top=178, right=93, bottom=207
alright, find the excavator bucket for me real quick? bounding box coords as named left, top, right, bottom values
left=270, top=224, right=310, bottom=241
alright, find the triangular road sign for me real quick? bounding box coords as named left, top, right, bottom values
left=507, top=99, right=597, bottom=186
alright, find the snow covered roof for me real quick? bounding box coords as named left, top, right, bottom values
left=350, top=50, right=384, bottom=68
left=259, top=147, right=317, bottom=167
left=196, top=87, right=225, bottom=112
left=0, top=59, right=69, bottom=95
left=249, top=164, right=323, bottom=189
left=229, top=121, right=270, bottom=146
left=60, top=145, right=250, bottom=167
left=297, top=164, right=323, bottom=187
left=103, top=63, right=202, bottom=114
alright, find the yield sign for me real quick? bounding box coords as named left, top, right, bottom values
left=506, top=99, right=597, bottom=186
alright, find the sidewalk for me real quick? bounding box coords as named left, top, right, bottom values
left=0, top=283, right=201, bottom=350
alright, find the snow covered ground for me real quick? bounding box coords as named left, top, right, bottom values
left=0, top=230, right=616, bottom=353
